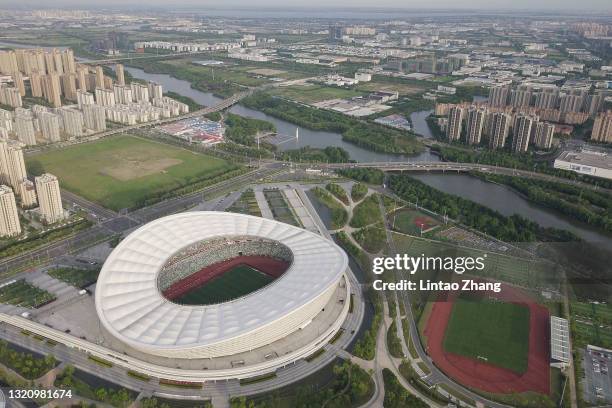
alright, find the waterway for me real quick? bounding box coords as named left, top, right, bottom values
left=123, top=65, right=439, bottom=162
left=123, top=66, right=610, bottom=245
left=411, top=173, right=612, bottom=246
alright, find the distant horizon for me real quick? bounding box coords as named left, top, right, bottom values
left=1, top=1, right=611, bottom=13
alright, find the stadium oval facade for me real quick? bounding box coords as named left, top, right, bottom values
left=95, top=211, right=348, bottom=360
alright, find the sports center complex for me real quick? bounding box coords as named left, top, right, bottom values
left=3, top=212, right=352, bottom=381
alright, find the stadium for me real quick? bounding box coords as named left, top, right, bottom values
left=94, top=211, right=349, bottom=363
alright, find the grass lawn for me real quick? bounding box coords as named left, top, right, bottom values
left=443, top=295, right=530, bottom=373
left=270, top=84, right=365, bottom=104
left=175, top=265, right=274, bottom=305
left=26, top=135, right=236, bottom=211
left=350, top=194, right=383, bottom=228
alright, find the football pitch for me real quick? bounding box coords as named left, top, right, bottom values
left=175, top=265, right=274, bottom=305
left=26, top=135, right=236, bottom=210
left=443, top=295, right=530, bottom=374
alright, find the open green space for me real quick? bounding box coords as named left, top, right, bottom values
left=443, top=295, right=530, bottom=373
left=175, top=265, right=274, bottom=306
left=310, top=187, right=348, bottom=230
left=0, top=340, right=57, bottom=380
left=352, top=226, right=386, bottom=253
left=0, top=279, right=55, bottom=308
left=48, top=267, right=99, bottom=288
left=26, top=135, right=237, bottom=211
left=350, top=194, right=383, bottom=228
left=270, top=84, right=365, bottom=104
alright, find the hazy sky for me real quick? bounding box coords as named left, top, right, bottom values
left=2, top=0, right=611, bottom=11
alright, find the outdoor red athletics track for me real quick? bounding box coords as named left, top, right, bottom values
left=162, top=256, right=290, bottom=300
left=424, top=282, right=550, bottom=395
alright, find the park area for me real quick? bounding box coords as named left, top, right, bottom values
left=26, top=135, right=236, bottom=210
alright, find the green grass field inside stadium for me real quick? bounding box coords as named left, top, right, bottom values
left=26, top=135, right=236, bottom=211
left=443, top=294, right=530, bottom=373
left=175, top=265, right=274, bottom=305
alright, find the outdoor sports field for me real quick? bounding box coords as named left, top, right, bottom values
left=443, top=295, right=530, bottom=373
left=26, top=135, right=236, bottom=210
left=391, top=208, right=440, bottom=236
left=175, top=265, right=274, bottom=305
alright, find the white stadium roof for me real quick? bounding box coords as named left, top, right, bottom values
left=95, top=212, right=347, bottom=359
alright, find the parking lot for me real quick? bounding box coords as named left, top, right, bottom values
left=582, top=346, right=612, bottom=404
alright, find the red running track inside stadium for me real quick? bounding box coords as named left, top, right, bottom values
left=424, top=282, right=550, bottom=395
left=162, top=256, right=290, bottom=300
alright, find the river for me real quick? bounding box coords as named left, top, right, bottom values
left=124, top=66, right=610, bottom=245
left=411, top=174, right=612, bottom=246
left=123, top=65, right=439, bottom=162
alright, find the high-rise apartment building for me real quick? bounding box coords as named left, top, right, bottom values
left=0, top=50, right=19, bottom=75
left=0, top=185, right=21, bottom=237
left=488, top=112, right=511, bottom=150
left=465, top=107, right=486, bottom=145
left=533, top=122, right=555, bottom=150
left=148, top=82, right=163, bottom=100
left=534, top=87, right=559, bottom=110
left=95, top=88, right=116, bottom=106
left=488, top=86, right=510, bottom=107
left=0, top=85, right=22, bottom=108
left=116, top=63, right=125, bottom=86
left=14, top=109, right=36, bottom=146
left=18, top=179, right=37, bottom=208
left=446, top=106, right=464, bottom=142
left=5, top=141, right=26, bottom=192
left=77, top=65, right=88, bottom=91
left=58, top=107, right=84, bottom=137
left=559, top=89, right=587, bottom=113
left=512, top=114, right=537, bottom=153
left=40, top=111, right=61, bottom=142
left=77, top=90, right=95, bottom=109
left=42, top=73, right=62, bottom=107
left=60, top=73, right=78, bottom=101
left=62, top=49, right=76, bottom=74
left=95, top=66, right=105, bottom=89
left=35, top=173, right=64, bottom=224
left=83, top=104, right=106, bottom=132
left=29, top=70, right=44, bottom=97
left=113, top=84, right=133, bottom=104
left=0, top=138, right=10, bottom=185
left=130, top=83, right=149, bottom=102
left=11, top=71, right=25, bottom=96
left=510, top=85, right=532, bottom=108
left=591, top=112, right=612, bottom=143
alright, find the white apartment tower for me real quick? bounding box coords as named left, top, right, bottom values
left=0, top=185, right=21, bottom=237
left=465, top=107, right=487, bottom=145
left=5, top=141, right=27, bottom=193
left=533, top=122, right=555, bottom=150
left=446, top=106, right=464, bottom=142
left=512, top=114, right=537, bottom=153
left=18, top=179, right=37, bottom=208
left=83, top=104, right=107, bottom=132
left=14, top=109, right=36, bottom=146
left=40, top=111, right=61, bottom=142
left=35, top=173, right=64, bottom=224
left=488, top=112, right=511, bottom=150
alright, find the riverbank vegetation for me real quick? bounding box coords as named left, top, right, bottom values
left=388, top=174, right=577, bottom=242
left=472, top=172, right=612, bottom=233
left=224, top=113, right=276, bottom=146
left=338, top=168, right=385, bottom=185
left=241, top=93, right=423, bottom=155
